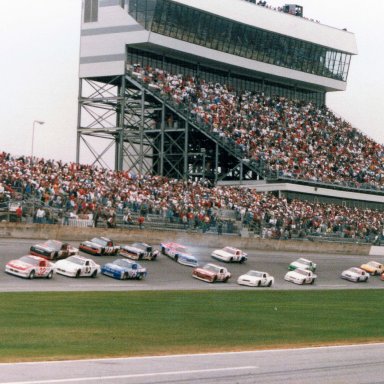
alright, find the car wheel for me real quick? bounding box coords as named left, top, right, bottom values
left=365, top=277, right=368, bottom=282
left=239, top=257, right=245, bottom=264
left=310, top=279, right=315, bottom=285
left=212, top=276, right=217, bottom=283
left=174, top=255, right=179, bottom=263
left=75, top=270, right=81, bottom=278
left=161, top=247, right=165, bottom=254
left=91, top=270, right=97, bottom=278
left=223, top=276, right=229, bottom=283
left=122, top=272, right=128, bottom=280
left=268, top=280, right=272, bottom=287
left=137, top=274, right=143, bottom=280
left=47, top=270, right=53, bottom=279
left=29, top=270, right=35, bottom=279
left=257, top=281, right=261, bottom=287
left=230, top=257, right=233, bottom=262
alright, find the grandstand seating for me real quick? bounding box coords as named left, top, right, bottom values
left=128, top=63, right=384, bottom=191
left=2, top=63, right=384, bottom=243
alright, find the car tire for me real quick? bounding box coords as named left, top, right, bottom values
left=91, top=270, right=97, bottom=278
left=223, top=276, right=229, bottom=283
left=161, top=247, right=165, bottom=254
left=310, top=279, right=315, bottom=285
left=257, top=281, right=261, bottom=287
left=174, top=255, right=179, bottom=263
left=75, top=270, right=81, bottom=278
left=137, top=274, right=143, bottom=280
left=123, top=272, right=128, bottom=280
left=268, top=280, right=272, bottom=287
left=47, top=270, right=53, bottom=279
left=29, top=270, right=35, bottom=279
left=212, top=276, right=217, bottom=283
left=230, top=257, right=233, bottom=262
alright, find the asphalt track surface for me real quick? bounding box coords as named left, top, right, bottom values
left=0, top=238, right=383, bottom=291
left=1, top=343, right=384, bottom=384
left=1, top=238, right=383, bottom=383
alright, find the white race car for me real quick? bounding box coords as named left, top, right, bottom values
left=284, top=268, right=317, bottom=285
left=211, top=246, right=247, bottom=263
left=237, top=270, right=274, bottom=287
left=288, top=258, right=317, bottom=272
left=55, top=255, right=101, bottom=278
left=341, top=267, right=369, bottom=282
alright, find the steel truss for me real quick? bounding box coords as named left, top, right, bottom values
left=77, top=70, right=262, bottom=183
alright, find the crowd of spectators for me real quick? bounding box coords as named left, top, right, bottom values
left=1, top=151, right=384, bottom=243
left=129, top=63, right=384, bottom=191
left=1, top=64, right=383, bottom=242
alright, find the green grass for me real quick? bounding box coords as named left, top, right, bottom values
left=1, top=290, right=384, bottom=362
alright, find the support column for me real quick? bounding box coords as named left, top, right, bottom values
left=76, top=78, right=83, bottom=164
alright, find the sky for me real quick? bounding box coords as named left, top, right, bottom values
left=0, top=0, right=383, bottom=165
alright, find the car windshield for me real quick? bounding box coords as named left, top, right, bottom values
left=298, top=258, right=310, bottom=265
left=349, top=268, right=361, bottom=274
left=114, top=259, right=132, bottom=268
left=91, top=238, right=108, bottom=246
left=67, top=256, right=85, bottom=266
left=43, top=240, right=61, bottom=250
left=247, top=271, right=263, bottom=277
left=204, top=264, right=220, bottom=273
left=20, top=256, right=39, bottom=265
left=222, top=247, right=236, bottom=254
left=367, top=261, right=380, bottom=267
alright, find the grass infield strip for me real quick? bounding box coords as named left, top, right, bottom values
left=1, top=290, right=384, bottom=362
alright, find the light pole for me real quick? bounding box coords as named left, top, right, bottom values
left=31, top=120, right=45, bottom=158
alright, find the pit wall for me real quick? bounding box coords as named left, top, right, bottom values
left=0, top=222, right=376, bottom=256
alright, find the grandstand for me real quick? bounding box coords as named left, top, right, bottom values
left=77, top=0, right=384, bottom=210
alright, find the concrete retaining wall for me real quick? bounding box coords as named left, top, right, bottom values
left=0, top=222, right=373, bottom=256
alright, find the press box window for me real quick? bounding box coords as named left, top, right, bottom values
left=84, top=0, right=98, bottom=23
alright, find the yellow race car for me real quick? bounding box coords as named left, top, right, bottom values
left=360, top=261, right=384, bottom=276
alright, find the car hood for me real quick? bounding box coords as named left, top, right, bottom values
left=7, top=260, right=32, bottom=271
left=121, top=245, right=143, bottom=253
left=195, top=268, right=215, bottom=276
left=55, top=260, right=79, bottom=270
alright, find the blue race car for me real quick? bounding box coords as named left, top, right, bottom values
left=101, top=258, right=147, bottom=280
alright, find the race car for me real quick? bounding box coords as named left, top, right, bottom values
left=192, top=263, right=231, bottom=283
left=360, top=261, right=384, bottom=276
left=101, top=258, right=147, bottom=280
left=341, top=267, right=369, bottom=282
left=160, top=242, right=198, bottom=267
left=211, top=246, right=247, bottom=263
left=284, top=268, right=317, bottom=285
left=288, top=258, right=317, bottom=272
left=237, top=270, right=274, bottom=287
left=30, top=239, right=78, bottom=260
left=55, top=255, right=101, bottom=278
left=5, top=255, right=55, bottom=279
left=79, top=237, right=120, bottom=256
left=119, top=242, right=159, bottom=261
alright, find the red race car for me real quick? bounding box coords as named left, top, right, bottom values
left=192, top=263, right=231, bottom=283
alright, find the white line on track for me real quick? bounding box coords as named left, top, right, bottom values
left=0, top=366, right=257, bottom=384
